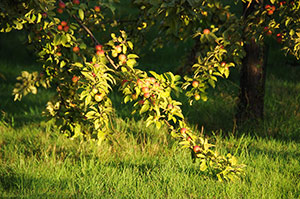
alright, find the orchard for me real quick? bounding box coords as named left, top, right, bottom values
left=0, top=0, right=299, bottom=183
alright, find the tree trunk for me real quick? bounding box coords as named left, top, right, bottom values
left=236, top=1, right=267, bottom=124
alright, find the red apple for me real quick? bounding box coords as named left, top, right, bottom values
left=95, top=44, right=103, bottom=51
left=271, top=5, right=276, bottom=11
left=167, top=104, right=174, bottom=109
left=73, top=46, right=80, bottom=53
left=266, top=30, right=272, bottom=36
left=61, top=21, right=67, bottom=27
left=221, top=61, right=227, bottom=67
left=72, top=75, right=79, bottom=83
left=57, top=8, right=63, bottom=14
left=57, top=25, right=63, bottom=31
left=58, top=2, right=66, bottom=9
left=194, top=94, right=200, bottom=101
left=132, top=94, right=138, bottom=100
left=187, top=136, right=192, bottom=142
left=193, top=145, right=201, bottom=153
left=180, top=128, right=187, bottom=134
left=118, top=54, right=127, bottom=63
left=203, top=29, right=210, bottom=35
left=149, top=77, right=156, bottom=84
left=144, top=93, right=150, bottom=98
left=137, top=79, right=143, bottom=87
left=63, top=26, right=69, bottom=32
left=95, top=93, right=104, bottom=102
left=92, top=88, right=98, bottom=94
left=279, top=1, right=286, bottom=6
left=115, top=45, right=122, bottom=53
left=94, top=6, right=101, bottom=12
left=96, top=50, right=105, bottom=56
left=265, top=5, right=271, bottom=10
left=142, top=87, right=149, bottom=93
left=121, top=79, right=128, bottom=86
left=192, top=81, right=199, bottom=88
left=73, top=0, right=80, bottom=5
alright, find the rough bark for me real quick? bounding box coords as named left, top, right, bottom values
left=236, top=0, right=267, bottom=124
left=236, top=38, right=267, bottom=123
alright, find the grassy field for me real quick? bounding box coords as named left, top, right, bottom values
left=1, top=30, right=300, bottom=198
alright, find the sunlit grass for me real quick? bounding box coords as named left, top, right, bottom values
left=1, top=32, right=300, bottom=198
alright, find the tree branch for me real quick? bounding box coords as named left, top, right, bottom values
left=72, top=14, right=119, bottom=70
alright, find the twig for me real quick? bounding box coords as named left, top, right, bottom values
left=72, top=14, right=99, bottom=45
left=72, top=14, right=119, bottom=70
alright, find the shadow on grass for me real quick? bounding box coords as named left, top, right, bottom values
left=0, top=169, right=70, bottom=198
left=0, top=32, right=54, bottom=127
left=104, top=158, right=212, bottom=180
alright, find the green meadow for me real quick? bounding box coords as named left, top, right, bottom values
left=0, top=29, right=300, bottom=198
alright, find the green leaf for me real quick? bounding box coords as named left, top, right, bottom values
left=208, top=79, right=215, bottom=88
left=85, top=111, right=95, bottom=119
left=85, top=95, right=92, bottom=106
left=155, top=121, right=162, bottom=129
left=124, top=95, right=131, bottom=104
left=200, top=161, right=208, bottom=171
left=78, top=9, right=84, bottom=21
left=74, top=124, right=81, bottom=138
left=79, top=42, right=87, bottom=49
left=140, top=104, right=150, bottom=114
left=61, top=34, right=67, bottom=46
left=127, top=41, right=134, bottom=49
left=127, top=59, right=137, bottom=68
left=54, top=34, right=61, bottom=45
left=127, top=54, right=139, bottom=59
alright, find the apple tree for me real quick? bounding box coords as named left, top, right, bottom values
left=0, top=0, right=256, bottom=181
left=125, top=0, right=300, bottom=124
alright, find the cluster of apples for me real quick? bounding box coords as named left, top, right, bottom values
left=279, top=1, right=286, bottom=6
left=57, top=21, right=69, bottom=32
left=276, top=33, right=283, bottom=43
left=95, top=44, right=104, bottom=56
left=111, top=45, right=127, bottom=65
left=192, top=80, right=201, bottom=101
left=57, top=1, right=66, bottom=14
left=56, top=0, right=88, bottom=15
left=264, top=26, right=273, bottom=36
left=265, top=4, right=276, bottom=15
left=263, top=26, right=284, bottom=43
left=135, top=77, right=160, bottom=105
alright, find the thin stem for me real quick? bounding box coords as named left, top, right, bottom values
left=72, top=14, right=119, bottom=70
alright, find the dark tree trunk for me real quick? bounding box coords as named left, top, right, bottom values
left=236, top=39, right=267, bottom=123
left=236, top=1, right=267, bottom=124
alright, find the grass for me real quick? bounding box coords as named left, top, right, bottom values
left=1, top=30, right=300, bottom=198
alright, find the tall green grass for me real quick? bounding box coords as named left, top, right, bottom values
left=1, top=31, right=300, bottom=198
